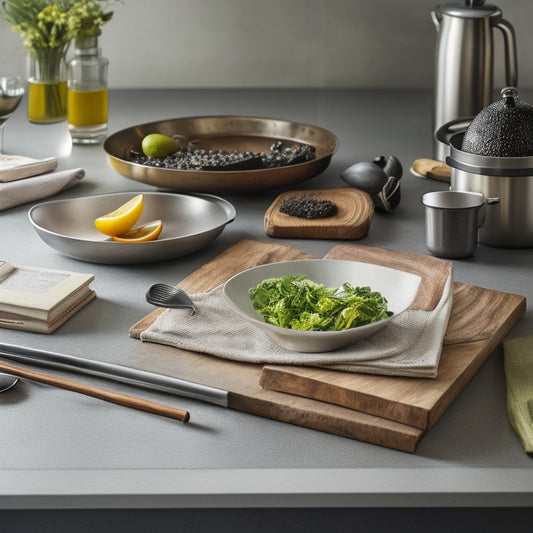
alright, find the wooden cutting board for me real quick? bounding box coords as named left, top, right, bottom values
left=264, top=188, right=374, bottom=239
left=259, top=246, right=524, bottom=429
left=129, top=239, right=525, bottom=452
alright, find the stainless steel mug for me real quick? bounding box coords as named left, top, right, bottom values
left=432, top=1, right=518, bottom=161
left=421, top=190, right=489, bottom=258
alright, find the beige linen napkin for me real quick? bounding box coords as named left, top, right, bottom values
left=140, top=273, right=453, bottom=378
left=504, top=336, right=533, bottom=454
left=0, top=168, right=85, bottom=211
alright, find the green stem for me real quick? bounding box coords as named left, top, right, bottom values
left=30, top=45, right=68, bottom=82
left=28, top=46, right=68, bottom=122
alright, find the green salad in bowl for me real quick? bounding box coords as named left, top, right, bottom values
left=223, top=260, right=421, bottom=352
left=249, top=275, right=392, bottom=332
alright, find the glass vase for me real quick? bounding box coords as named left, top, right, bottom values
left=27, top=50, right=68, bottom=124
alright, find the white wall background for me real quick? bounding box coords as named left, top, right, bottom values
left=1, top=0, right=532, bottom=89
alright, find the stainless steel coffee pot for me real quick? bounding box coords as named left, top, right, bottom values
left=432, top=0, right=518, bottom=161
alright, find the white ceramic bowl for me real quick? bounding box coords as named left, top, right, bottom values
left=223, top=259, right=421, bottom=352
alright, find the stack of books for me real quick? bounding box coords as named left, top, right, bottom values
left=0, top=261, right=95, bottom=333
left=0, top=154, right=58, bottom=182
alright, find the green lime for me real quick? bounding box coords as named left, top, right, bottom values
left=141, top=133, right=181, bottom=159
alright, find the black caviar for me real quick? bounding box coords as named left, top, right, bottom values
left=279, top=196, right=337, bottom=219
left=130, top=141, right=316, bottom=171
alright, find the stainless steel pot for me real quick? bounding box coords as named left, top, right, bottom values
left=435, top=117, right=473, bottom=160
left=447, top=133, right=533, bottom=247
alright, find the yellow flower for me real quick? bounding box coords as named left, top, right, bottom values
left=69, top=0, right=111, bottom=38
left=1, top=1, right=114, bottom=52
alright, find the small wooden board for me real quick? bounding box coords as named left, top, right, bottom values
left=410, top=158, right=451, bottom=182
left=129, top=240, right=525, bottom=452
left=264, top=188, right=374, bottom=239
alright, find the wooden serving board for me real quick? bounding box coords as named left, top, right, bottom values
left=130, top=240, right=525, bottom=452
left=259, top=247, right=524, bottom=429
left=264, top=188, right=374, bottom=239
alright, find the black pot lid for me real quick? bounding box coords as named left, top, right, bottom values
left=461, top=87, right=533, bottom=157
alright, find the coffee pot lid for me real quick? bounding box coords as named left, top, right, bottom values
left=437, top=1, right=502, bottom=18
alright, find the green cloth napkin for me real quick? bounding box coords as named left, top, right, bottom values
left=504, top=336, right=533, bottom=454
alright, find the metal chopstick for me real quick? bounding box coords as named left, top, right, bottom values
left=0, top=342, right=229, bottom=407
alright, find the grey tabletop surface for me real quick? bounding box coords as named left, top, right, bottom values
left=1, top=89, right=532, bottom=510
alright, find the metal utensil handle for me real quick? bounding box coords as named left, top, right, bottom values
left=495, top=19, right=518, bottom=89
left=0, top=342, right=228, bottom=407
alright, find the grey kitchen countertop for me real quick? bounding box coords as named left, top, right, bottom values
left=0, top=89, right=532, bottom=527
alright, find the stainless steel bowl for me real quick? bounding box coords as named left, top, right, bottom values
left=103, top=116, right=338, bottom=193
left=28, top=192, right=236, bottom=264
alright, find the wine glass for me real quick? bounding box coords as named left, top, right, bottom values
left=0, top=76, right=25, bottom=154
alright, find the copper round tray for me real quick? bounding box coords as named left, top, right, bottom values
left=103, top=116, right=338, bottom=193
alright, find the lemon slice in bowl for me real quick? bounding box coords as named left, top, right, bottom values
left=112, top=220, right=163, bottom=242
left=95, top=194, right=144, bottom=236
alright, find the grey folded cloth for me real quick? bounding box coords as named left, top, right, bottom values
left=140, top=273, right=453, bottom=378
left=0, top=168, right=85, bottom=211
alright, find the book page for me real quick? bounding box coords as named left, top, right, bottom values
left=0, top=155, right=38, bottom=170
left=0, top=155, right=58, bottom=182
left=0, top=269, right=69, bottom=292
left=0, top=263, right=94, bottom=318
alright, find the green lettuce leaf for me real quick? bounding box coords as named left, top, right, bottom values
left=248, top=275, right=392, bottom=332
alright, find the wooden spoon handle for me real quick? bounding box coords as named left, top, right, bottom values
left=0, top=360, right=190, bottom=423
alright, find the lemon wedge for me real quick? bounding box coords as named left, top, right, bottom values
left=95, top=194, right=144, bottom=237
left=112, top=220, right=163, bottom=242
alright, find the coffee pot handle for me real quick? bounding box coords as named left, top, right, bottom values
left=430, top=9, right=440, bottom=31
left=495, top=18, right=518, bottom=88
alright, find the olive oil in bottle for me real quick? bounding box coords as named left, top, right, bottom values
left=67, top=36, right=109, bottom=144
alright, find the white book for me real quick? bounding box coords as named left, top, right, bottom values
left=0, top=261, right=95, bottom=333
left=0, top=155, right=58, bottom=183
